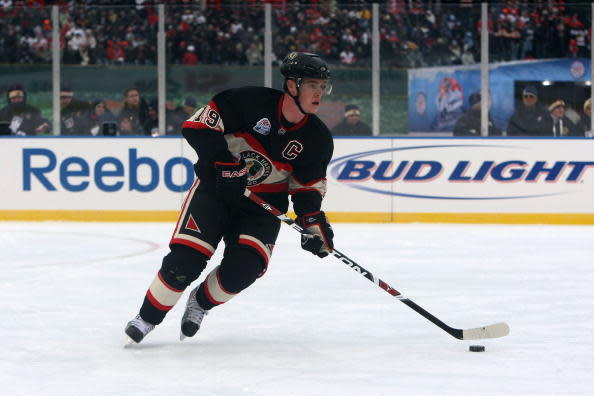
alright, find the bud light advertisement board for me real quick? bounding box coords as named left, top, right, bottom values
left=408, top=58, right=591, bottom=133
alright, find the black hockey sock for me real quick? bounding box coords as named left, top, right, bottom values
left=195, top=247, right=265, bottom=310
left=195, top=282, right=216, bottom=311
left=139, top=295, right=168, bottom=325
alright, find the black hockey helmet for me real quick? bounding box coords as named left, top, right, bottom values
left=281, top=52, right=331, bottom=81
left=280, top=52, right=332, bottom=115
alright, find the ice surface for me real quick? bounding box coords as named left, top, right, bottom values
left=1, top=221, right=593, bottom=395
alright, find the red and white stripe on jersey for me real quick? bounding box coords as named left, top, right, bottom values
left=203, top=266, right=236, bottom=305
left=289, top=174, right=327, bottom=197
left=182, top=100, right=225, bottom=133
left=170, top=178, right=216, bottom=258
left=248, top=183, right=289, bottom=193
left=146, top=272, right=184, bottom=312
left=238, top=234, right=273, bottom=264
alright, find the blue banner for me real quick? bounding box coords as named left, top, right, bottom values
left=408, top=58, right=591, bottom=133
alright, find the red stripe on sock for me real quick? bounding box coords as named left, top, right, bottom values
left=203, top=282, right=224, bottom=305
left=146, top=290, right=174, bottom=311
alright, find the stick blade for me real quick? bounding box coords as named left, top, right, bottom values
left=462, top=322, right=510, bottom=340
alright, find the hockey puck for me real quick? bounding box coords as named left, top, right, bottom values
left=469, top=345, right=485, bottom=352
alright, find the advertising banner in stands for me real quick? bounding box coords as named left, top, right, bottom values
left=1, top=137, right=593, bottom=223
left=408, top=58, right=592, bottom=133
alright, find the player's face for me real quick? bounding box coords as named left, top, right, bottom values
left=298, top=78, right=328, bottom=114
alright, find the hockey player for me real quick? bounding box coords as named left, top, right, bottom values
left=125, top=52, right=335, bottom=343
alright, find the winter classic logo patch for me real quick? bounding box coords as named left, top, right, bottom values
left=242, top=151, right=272, bottom=186
left=253, top=118, right=271, bottom=135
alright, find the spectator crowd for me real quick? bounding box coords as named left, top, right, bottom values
left=0, top=0, right=591, bottom=68
left=1, top=0, right=593, bottom=137
left=0, top=83, right=195, bottom=136
left=451, top=84, right=592, bottom=137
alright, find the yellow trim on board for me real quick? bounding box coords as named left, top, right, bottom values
left=1, top=210, right=593, bottom=225
left=327, top=212, right=594, bottom=225
left=390, top=213, right=594, bottom=225
left=0, top=210, right=180, bottom=222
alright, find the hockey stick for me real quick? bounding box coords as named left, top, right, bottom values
left=244, top=189, right=509, bottom=340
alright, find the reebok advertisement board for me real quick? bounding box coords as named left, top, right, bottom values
left=1, top=137, right=592, bottom=224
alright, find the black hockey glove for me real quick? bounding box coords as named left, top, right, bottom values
left=296, top=211, right=334, bottom=258
left=214, top=157, right=248, bottom=206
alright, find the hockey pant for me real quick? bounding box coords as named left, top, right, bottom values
left=139, top=185, right=280, bottom=325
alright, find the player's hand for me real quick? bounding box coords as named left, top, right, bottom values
left=296, top=211, right=334, bottom=258
left=214, top=157, right=248, bottom=206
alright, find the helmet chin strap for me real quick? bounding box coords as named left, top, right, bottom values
left=290, top=90, right=310, bottom=115
left=286, top=78, right=312, bottom=116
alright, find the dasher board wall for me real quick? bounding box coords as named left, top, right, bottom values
left=1, top=137, right=593, bottom=224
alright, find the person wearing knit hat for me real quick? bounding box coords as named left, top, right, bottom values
left=77, top=99, right=118, bottom=136
left=548, top=99, right=580, bottom=137
left=522, top=85, right=538, bottom=98
left=0, top=84, right=49, bottom=135
left=330, top=104, right=372, bottom=136
left=59, top=86, right=91, bottom=135
left=548, top=99, right=565, bottom=113
left=507, top=84, right=551, bottom=136
left=453, top=92, right=502, bottom=136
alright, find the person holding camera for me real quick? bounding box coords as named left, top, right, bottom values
left=79, top=99, right=118, bottom=136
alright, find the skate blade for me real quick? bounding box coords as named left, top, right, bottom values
left=123, top=335, right=138, bottom=348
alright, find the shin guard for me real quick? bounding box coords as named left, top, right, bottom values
left=139, top=245, right=208, bottom=324
left=196, top=246, right=265, bottom=310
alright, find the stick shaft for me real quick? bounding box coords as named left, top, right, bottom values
left=243, top=190, right=470, bottom=339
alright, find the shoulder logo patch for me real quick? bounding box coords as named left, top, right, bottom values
left=253, top=118, right=271, bottom=135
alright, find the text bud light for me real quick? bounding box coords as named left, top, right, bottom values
left=337, top=160, right=594, bottom=183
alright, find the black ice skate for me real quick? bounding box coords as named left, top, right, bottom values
left=180, top=287, right=208, bottom=340
left=125, top=314, right=155, bottom=344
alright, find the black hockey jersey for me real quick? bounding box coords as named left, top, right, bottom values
left=182, top=86, right=334, bottom=216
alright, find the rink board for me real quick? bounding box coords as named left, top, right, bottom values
left=1, top=137, right=593, bottom=224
